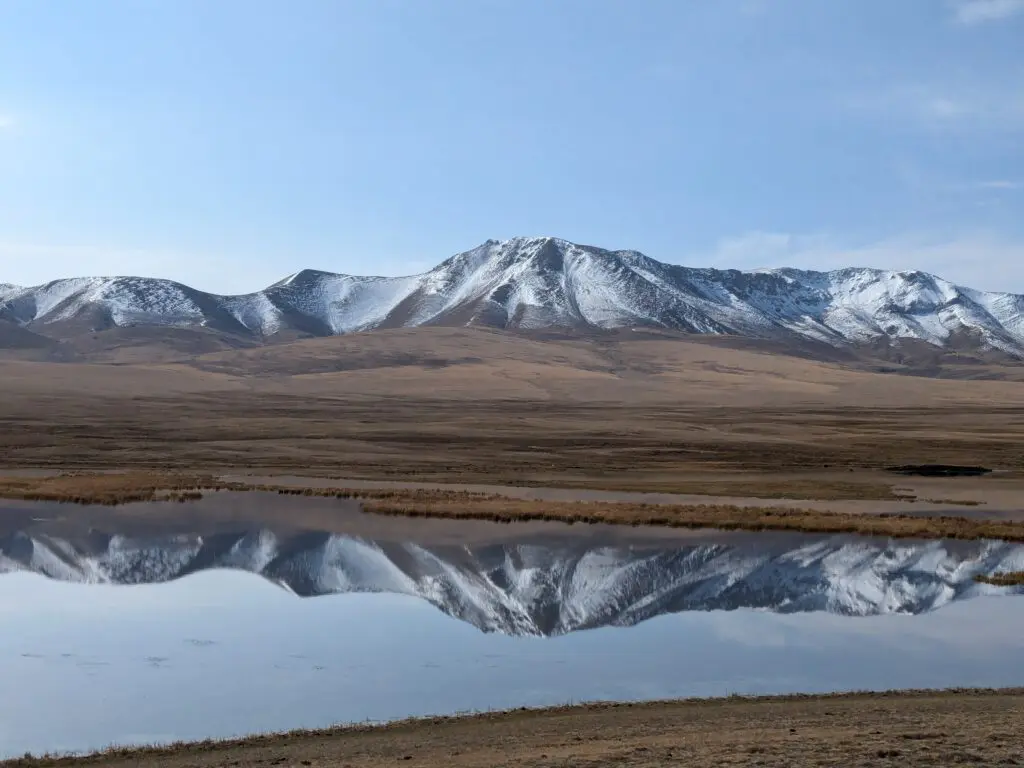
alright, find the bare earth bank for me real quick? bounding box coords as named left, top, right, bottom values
left=5, top=690, right=1022, bottom=768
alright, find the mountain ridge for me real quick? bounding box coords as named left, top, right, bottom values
left=3, top=236, right=1023, bottom=357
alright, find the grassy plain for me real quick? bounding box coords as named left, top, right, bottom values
left=3, top=327, right=1024, bottom=536
left=3, top=329, right=1024, bottom=488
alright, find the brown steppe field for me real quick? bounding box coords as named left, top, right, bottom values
left=4, top=327, right=1024, bottom=485
left=3, top=326, right=1024, bottom=766
left=3, top=328, right=1024, bottom=518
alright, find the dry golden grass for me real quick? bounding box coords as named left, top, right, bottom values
left=2, top=474, right=1023, bottom=542
left=493, top=477, right=909, bottom=500
left=975, top=571, right=1024, bottom=586
left=6, top=689, right=1023, bottom=768
left=5, top=329, right=1024, bottom=513
left=4, top=394, right=1024, bottom=490
left=0, top=472, right=222, bottom=505
left=290, top=486, right=1024, bottom=541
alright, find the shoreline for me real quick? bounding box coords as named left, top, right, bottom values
left=6, top=688, right=1023, bottom=767
left=2, top=471, right=1024, bottom=543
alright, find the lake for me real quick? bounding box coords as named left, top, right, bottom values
left=1, top=494, right=1023, bottom=758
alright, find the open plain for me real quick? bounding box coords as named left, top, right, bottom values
left=3, top=328, right=1024, bottom=534
left=3, top=328, right=1024, bottom=487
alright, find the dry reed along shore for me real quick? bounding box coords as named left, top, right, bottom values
left=3, top=471, right=1024, bottom=544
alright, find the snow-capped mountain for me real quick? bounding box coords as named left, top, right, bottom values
left=3, top=236, right=1024, bottom=354
left=2, top=527, right=1021, bottom=636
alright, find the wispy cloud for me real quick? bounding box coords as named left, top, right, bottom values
left=943, top=178, right=1024, bottom=193
left=974, top=179, right=1023, bottom=190
left=842, top=84, right=1024, bottom=133
left=0, top=115, right=14, bottom=130
left=698, top=231, right=1024, bottom=293
left=922, top=97, right=971, bottom=121
left=952, top=0, right=1024, bottom=24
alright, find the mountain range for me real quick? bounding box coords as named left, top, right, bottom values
left=2, top=525, right=1022, bottom=636
left=3, top=236, right=1023, bottom=357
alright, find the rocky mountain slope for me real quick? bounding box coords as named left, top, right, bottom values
left=1, top=526, right=1021, bottom=636
left=3, top=237, right=1023, bottom=355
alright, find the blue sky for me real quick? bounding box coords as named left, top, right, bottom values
left=1, top=0, right=1022, bottom=293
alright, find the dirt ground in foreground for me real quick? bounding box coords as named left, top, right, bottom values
left=7, top=690, right=1023, bottom=768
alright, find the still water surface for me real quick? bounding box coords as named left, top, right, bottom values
left=1, top=499, right=1023, bottom=758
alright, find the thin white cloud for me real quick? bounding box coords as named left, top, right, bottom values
left=0, top=115, right=14, bottom=130
left=943, top=178, right=1024, bottom=193
left=842, top=84, right=1024, bottom=133
left=952, top=0, right=1024, bottom=24
left=923, top=97, right=970, bottom=121
left=699, top=231, right=1024, bottom=293
left=975, top=179, right=1023, bottom=190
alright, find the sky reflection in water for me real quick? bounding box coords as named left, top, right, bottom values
left=1, top=569, right=1023, bottom=758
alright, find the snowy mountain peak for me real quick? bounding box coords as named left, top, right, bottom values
left=431, top=237, right=592, bottom=277
left=4, top=236, right=1024, bottom=356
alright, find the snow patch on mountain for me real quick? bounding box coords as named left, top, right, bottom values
left=1, top=277, right=209, bottom=328
left=221, top=292, right=283, bottom=336
left=264, top=272, right=422, bottom=334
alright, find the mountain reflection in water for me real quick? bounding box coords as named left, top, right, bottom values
left=2, top=521, right=1022, bottom=636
